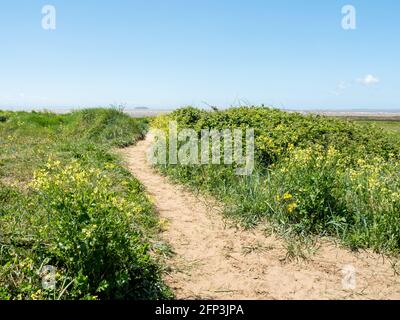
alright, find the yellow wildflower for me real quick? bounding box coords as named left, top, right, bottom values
left=283, top=192, right=293, bottom=201
left=30, top=290, right=43, bottom=300
left=287, top=202, right=298, bottom=213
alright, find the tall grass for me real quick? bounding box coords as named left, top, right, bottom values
left=0, top=108, right=170, bottom=300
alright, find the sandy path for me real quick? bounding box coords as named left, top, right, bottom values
left=120, top=134, right=400, bottom=300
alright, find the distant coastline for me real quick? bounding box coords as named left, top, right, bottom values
left=2, top=106, right=400, bottom=119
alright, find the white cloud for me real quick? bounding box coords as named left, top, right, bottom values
left=332, top=74, right=381, bottom=95
left=357, top=74, right=380, bottom=86
left=331, top=81, right=350, bottom=96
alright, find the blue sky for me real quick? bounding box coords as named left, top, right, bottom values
left=0, top=0, right=399, bottom=110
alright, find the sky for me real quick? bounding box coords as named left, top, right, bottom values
left=0, top=0, right=399, bottom=110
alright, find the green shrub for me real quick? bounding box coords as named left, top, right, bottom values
left=153, top=106, right=400, bottom=254
left=0, top=108, right=171, bottom=300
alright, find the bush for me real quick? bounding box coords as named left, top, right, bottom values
left=0, top=108, right=171, bottom=300
left=152, top=106, right=400, bottom=254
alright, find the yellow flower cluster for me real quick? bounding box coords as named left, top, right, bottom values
left=30, top=290, right=43, bottom=300
left=283, top=192, right=293, bottom=200
left=258, top=135, right=275, bottom=149
left=286, top=145, right=340, bottom=168
left=30, top=160, right=108, bottom=191
left=287, top=202, right=298, bottom=213
left=111, top=197, right=129, bottom=212
left=275, top=192, right=298, bottom=214
left=289, top=147, right=313, bottom=164
left=347, top=156, right=391, bottom=191
left=151, top=114, right=172, bottom=133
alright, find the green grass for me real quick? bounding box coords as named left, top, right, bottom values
left=355, top=119, right=400, bottom=134
left=152, top=107, right=400, bottom=255
left=0, top=108, right=171, bottom=300
left=334, top=116, right=400, bottom=135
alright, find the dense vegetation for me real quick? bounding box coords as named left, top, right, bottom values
left=152, top=107, right=400, bottom=254
left=0, top=108, right=170, bottom=300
